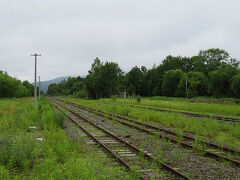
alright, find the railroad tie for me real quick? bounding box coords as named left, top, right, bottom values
left=100, top=139, right=118, bottom=144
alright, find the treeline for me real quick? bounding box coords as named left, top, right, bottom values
left=47, top=76, right=85, bottom=97
left=47, top=48, right=240, bottom=98
left=0, top=71, right=34, bottom=98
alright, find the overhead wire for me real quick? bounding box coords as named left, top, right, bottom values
left=7, top=0, right=21, bottom=30
left=31, top=0, right=38, bottom=51
left=25, top=0, right=37, bottom=51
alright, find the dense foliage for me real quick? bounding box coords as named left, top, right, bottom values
left=85, top=58, right=123, bottom=99
left=47, top=76, right=85, bottom=96
left=0, top=71, right=34, bottom=98
left=47, top=48, right=240, bottom=99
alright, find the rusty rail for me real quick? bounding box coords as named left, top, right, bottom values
left=48, top=97, right=190, bottom=180
left=96, top=101, right=240, bottom=123
left=52, top=97, right=240, bottom=168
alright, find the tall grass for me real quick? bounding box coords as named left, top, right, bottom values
left=0, top=166, right=10, bottom=180
left=0, top=98, right=38, bottom=174
left=0, top=132, right=39, bottom=172
left=0, top=98, right=135, bottom=179
left=100, top=97, right=240, bottom=117
left=67, top=97, right=240, bottom=148
left=38, top=99, right=65, bottom=130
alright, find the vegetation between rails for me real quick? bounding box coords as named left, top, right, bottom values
left=64, top=97, right=240, bottom=148
left=0, top=98, right=136, bottom=179
left=99, top=97, right=240, bottom=118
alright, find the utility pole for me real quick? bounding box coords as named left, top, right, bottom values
left=31, top=53, right=41, bottom=107
left=38, top=76, right=41, bottom=100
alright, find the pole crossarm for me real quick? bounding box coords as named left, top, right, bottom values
left=31, top=54, right=41, bottom=57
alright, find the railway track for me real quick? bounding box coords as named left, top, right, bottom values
left=96, top=101, right=240, bottom=123
left=52, top=97, right=240, bottom=168
left=48, top=97, right=190, bottom=180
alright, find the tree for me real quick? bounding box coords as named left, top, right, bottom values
left=125, top=66, right=146, bottom=96
left=22, top=80, right=34, bottom=96
left=208, top=70, right=229, bottom=97
left=0, top=71, right=29, bottom=98
left=47, top=83, right=58, bottom=96
left=162, top=69, right=184, bottom=97
left=178, top=72, right=208, bottom=97
left=231, top=74, right=240, bottom=98
left=144, top=67, right=160, bottom=96
left=85, top=58, right=123, bottom=99
left=127, top=85, right=136, bottom=97
left=198, top=48, right=239, bottom=74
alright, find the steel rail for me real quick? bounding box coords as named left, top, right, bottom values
left=95, top=101, right=240, bottom=123
left=52, top=97, right=240, bottom=167
left=50, top=101, right=146, bottom=180
left=49, top=97, right=190, bottom=180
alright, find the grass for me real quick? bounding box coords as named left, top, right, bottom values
left=98, top=97, right=240, bottom=118
left=0, top=97, right=136, bottom=179
left=64, top=97, right=240, bottom=148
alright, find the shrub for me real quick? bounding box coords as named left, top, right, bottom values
left=136, top=95, right=141, bottom=104
left=40, top=111, right=65, bottom=130
left=231, top=74, right=240, bottom=98
left=111, top=95, right=118, bottom=102
left=75, top=89, right=88, bottom=98
left=31, top=158, right=63, bottom=180
left=0, top=133, right=38, bottom=171
left=0, top=166, right=10, bottom=180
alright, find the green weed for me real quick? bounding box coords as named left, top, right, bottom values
left=40, top=111, right=65, bottom=130
left=0, top=133, right=39, bottom=172
left=0, top=166, right=10, bottom=180
left=66, top=97, right=240, bottom=147
left=193, top=137, right=207, bottom=155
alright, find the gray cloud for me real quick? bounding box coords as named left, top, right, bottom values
left=0, top=0, right=240, bottom=82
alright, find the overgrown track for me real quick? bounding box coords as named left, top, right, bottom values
left=48, top=97, right=190, bottom=180
left=97, top=101, right=240, bottom=123
left=53, top=97, right=240, bottom=168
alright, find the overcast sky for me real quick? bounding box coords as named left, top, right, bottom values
left=1, top=0, right=240, bottom=82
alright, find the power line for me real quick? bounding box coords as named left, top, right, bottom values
left=25, top=0, right=37, bottom=50
left=7, top=0, right=20, bottom=28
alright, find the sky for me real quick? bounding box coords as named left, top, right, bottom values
left=1, top=0, right=240, bottom=82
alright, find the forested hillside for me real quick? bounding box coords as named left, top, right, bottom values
left=47, top=48, right=240, bottom=99
left=39, top=76, right=69, bottom=93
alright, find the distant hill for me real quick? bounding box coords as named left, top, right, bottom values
left=38, top=77, right=70, bottom=93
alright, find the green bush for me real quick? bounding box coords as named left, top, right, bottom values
left=231, top=74, right=240, bottom=98
left=17, top=104, right=38, bottom=131
left=76, top=89, right=88, bottom=98
left=111, top=95, right=118, bottom=102
left=0, top=133, right=38, bottom=171
left=41, top=111, right=65, bottom=130
left=38, top=98, right=53, bottom=114
left=0, top=166, right=10, bottom=180
left=38, top=98, right=65, bottom=130
left=31, top=158, right=64, bottom=180
left=136, top=95, right=141, bottom=104
left=41, top=130, right=78, bottom=163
